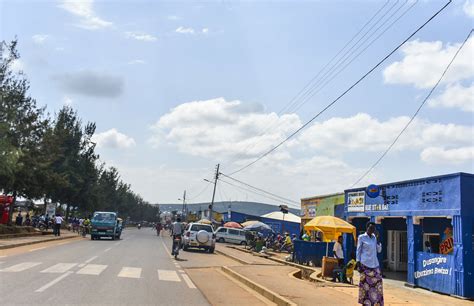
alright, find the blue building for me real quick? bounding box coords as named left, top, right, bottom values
left=344, top=172, right=473, bottom=299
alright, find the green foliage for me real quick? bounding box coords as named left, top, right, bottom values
left=0, top=39, right=158, bottom=223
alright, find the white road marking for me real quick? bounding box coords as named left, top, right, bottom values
left=77, top=264, right=85, bottom=268
left=181, top=274, right=197, bottom=289
left=160, top=239, right=174, bottom=259
left=84, top=256, right=98, bottom=264
left=103, top=247, right=112, bottom=253
left=178, top=270, right=185, bottom=273
left=35, top=271, right=73, bottom=292
left=41, top=263, right=77, bottom=273
left=76, top=264, right=107, bottom=275
left=29, top=247, right=46, bottom=252
left=118, top=267, right=141, bottom=279
left=157, top=270, right=181, bottom=282
left=0, top=255, right=7, bottom=258
left=1, top=262, right=41, bottom=272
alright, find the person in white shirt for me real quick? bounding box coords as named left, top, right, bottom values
left=356, top=221, right=383, bottom=306
left=333, top=235, right=344, bottom=266
left=171, top=217, right=183, bottom=256
left=54, top=214, right=64, bottom=237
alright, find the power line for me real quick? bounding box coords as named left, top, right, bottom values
left=228, top=0, right=452, bottom=176
left=186, top=183, right=211, bottom=202
left=222, top=0, right=398, bottom=168
left=351, top=29, right=473, bottom=188
left=219, top=172, right=300, bottom=206
left=218, top=178, right=300, bottom=209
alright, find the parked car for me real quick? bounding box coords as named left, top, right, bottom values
left=215, top=227, right=247, bottom=245
left=182, top=223, right=216, bottom=253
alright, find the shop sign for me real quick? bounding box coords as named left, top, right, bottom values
left=347, top=191, right=365, bottom=212
left=440, top=227, right=454, bottom=255
left=366, top=184, right=380, bottom=198
left=415, top=252, right=454, bottom=295
left=365, top=204, right=388, bottom=211
left=307, top=205, right=316, bottom=218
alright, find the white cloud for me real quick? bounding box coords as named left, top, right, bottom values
left=125, top=31, right=157, bottom=42
left=58, top=0, right=112, bottom=30
left=11, top=59, right=25, bottom=73
left=167, top=15, right=180, bottom=21
left=175, top=26, right=195, bottom=34
left=63, top=96, right=73, bottom=106
left=32, top=34, right=49, bottom=44
left=149, top=98, right=301, bottom=159
left=463, top=0, right=474, bottom=18
left=383, top=37, right=474, bottom=88
left=429, top=82, right=474, bottom=112
left=92, top=128, right=136, bottom=149
left=421, top=146, right=474, bottom=165
left=128, top=59, right=146, bottom=65
left=202, top=28, right=209, bottom=34
left=298, top=113, right=473, bottom=154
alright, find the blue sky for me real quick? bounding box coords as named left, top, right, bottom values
left=1, top=0, right=473, bottom=207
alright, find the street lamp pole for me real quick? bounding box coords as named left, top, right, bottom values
left=209, top=164, right=220, bottom=221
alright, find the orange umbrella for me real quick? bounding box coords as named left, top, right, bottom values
left=224, top=222, right=242, bottom=229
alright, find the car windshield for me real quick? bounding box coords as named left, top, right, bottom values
left=190, top=225, right=213, bottom=232
left=92, top=213, right=115, bottom=222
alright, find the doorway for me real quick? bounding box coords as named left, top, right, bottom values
left=387, top=230, right=407, bottom=272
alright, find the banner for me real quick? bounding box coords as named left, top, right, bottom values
left=347, top=191, right=365, bottom=212
left=415, top=252, right=454, bottom=295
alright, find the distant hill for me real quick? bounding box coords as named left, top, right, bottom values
left=159, top=201, right=300, bottom=217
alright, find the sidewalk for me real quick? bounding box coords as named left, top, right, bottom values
left=217, top=244, right=472, bottom=305
left=0, top=231, right=79, bottom=249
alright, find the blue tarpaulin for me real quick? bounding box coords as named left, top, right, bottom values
left=293, top=240, right=335, bottom=266
left=415, top=252, right=454, bottom=295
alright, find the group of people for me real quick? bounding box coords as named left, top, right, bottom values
left=245, top=231, right=297, bottom=253
left=329, top=222, right=384, bottom=306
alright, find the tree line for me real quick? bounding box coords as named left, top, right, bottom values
left=0, top=40, right=159, bottom=224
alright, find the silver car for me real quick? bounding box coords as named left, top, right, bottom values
left=182, top=223, right=216, bottom=253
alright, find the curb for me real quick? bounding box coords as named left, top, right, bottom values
left=215, top=249, right=253, bottom=265
left=0, top=235, right=81, bottom=250
left=221, top=266, right=297, bottom=306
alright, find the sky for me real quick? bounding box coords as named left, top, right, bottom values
left=1, top=0, right=473, bottom=208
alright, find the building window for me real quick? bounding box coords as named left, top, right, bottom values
left=423, top=233, right=440, bottom=253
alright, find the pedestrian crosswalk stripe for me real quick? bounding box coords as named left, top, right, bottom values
left=157, top=269, right=181, bottom=282
left=41, top=263, right=77, bottom=273
left=1, top=262, right=41, bottom=272
left=76, top=264, right=107, bottom=275
left=118, top=267, right=141, bottom=278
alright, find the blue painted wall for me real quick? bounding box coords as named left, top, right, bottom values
left=260, top=217, right=300, bottom=236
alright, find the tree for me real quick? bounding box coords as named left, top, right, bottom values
left=0, top=40, right=49, bottom=224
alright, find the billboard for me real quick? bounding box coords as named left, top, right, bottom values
left=347, top=191, right=365, bottom=212
left=415, top=252, right=454, bottom=295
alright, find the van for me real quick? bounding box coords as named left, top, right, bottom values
left=215, top=227, right=247, bottom=245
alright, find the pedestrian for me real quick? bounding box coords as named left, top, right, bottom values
left=333, top=235, right=344, bottom=267
left=15, top=212, right=23, bottom=226
left=356, top=221, right=383, bottom=306
left=54, top=213, right=64, bottom=237
left=25, top=213, right=31, bottom=226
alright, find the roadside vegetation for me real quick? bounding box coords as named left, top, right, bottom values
left=0, top=40, right=159, bottom=223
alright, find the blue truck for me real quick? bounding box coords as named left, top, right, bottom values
left=90, top=211, right=123, bottom=240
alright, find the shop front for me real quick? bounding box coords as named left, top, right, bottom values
left=344, top=172, right=474, bottom=299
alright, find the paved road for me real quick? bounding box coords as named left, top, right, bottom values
left=0, top=228, right=210, bottom=305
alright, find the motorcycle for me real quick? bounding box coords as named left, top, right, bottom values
left=137, top=223, right=141, bottom=229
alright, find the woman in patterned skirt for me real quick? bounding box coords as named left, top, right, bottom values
left=356, top=222, right=383, bottom=305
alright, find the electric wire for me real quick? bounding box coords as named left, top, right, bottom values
left=351, top=29, right=473, bottom=188
left=228, top=0, right=452, bottom=176
left=219, top=173, right=300, bottom=206
left=218, top=178, right=300, bottom=209
left=222, top=0, right=398, bottom=168
left=186, top=182, right=211, bottom=202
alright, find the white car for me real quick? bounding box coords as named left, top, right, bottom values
left=182, top=223, right=216, bottom=253
left=215, top=227, right=247, bottom=245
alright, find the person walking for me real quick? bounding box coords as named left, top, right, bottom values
left=356, top=221, right=383, bottom=306
left=15, top=212, right=23, bottom=226
left=54, top=213, right=64, bottom=237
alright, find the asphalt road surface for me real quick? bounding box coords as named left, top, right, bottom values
left=0, top=228, right=211, bottom=305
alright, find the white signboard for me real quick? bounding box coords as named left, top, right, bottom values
left=347, top=191, right=365, bottom=212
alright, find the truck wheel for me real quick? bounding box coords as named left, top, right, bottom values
left=91, top=235, right=95, bottom=240
left=218, top=238, right=225, bottom=243
left=111, top=235, right=115, bottom=241
left=209, top=247, right=215, bottom=253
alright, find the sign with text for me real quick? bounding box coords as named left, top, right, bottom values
left=347, top=191, right=365, bottom=212
left=415, top=252, right=454, bottom=295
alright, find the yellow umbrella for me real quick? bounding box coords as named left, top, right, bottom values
left=241, top=220, right=259, bottom=227
left=304, top=216, right=356, bottom=242
left=197, top=219, right=212, bottom=224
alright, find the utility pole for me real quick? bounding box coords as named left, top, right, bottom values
left=209, top=164, right=220, bottom=221
left=181, top=190, right=186, bottom=221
